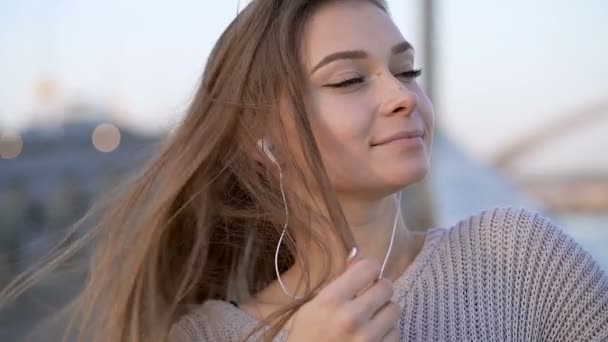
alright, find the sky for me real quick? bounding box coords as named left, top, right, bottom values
left=1, top=0, right=607, bottom=169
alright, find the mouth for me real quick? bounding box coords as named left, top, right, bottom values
left=371, top=129, right=424, bottom=146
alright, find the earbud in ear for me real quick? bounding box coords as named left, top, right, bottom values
left=256, top=137, right=277, bottom=164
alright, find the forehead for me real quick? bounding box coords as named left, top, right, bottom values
left=301, top=1, right=406, bottom=68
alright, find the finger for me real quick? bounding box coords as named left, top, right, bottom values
left=346, top=278, right=394, bottom=322
left=322, top=258, right=381, bottom=300
left=362, top=301, right=401, bottom=341
left=380, top=326, right=399, bottom=342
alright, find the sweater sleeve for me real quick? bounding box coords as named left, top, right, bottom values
left=513, top=208, right=608, bottom=342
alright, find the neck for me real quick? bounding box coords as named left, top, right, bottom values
left=257, top=192, right=424, bottom=304
left=337, top=193, right=402, bottom=273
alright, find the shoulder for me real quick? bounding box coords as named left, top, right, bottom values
left=444, top=206, right=573, bottom=254
left=444, top=206, right=608, bottom=341
left=439, top=205, right=606, bottom=288
left=170, top=300, right=290, bottom=341
left=447, top=205, right=549, bottom=234
left=169, top=300, right=244, bottom=342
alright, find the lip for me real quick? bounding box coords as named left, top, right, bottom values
left=371, top=129, right=424, bottom=146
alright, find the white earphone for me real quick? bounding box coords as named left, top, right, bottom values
left=255, top=137, right=402, bottom=300
left=256, top=137, right=277, bottom=164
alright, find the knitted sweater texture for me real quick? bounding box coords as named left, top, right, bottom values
left=170, top=207, right=608, bottom=341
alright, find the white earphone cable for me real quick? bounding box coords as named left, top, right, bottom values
left=379, top=191, right=402, bottom=280
left=273, top=161, right=300, bottom=299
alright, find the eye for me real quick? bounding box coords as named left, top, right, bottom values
left=396, top=68, right=423, bottom=80
left=325, top=77, right=365, bottom=88
left=323, top=69, right=422, bottom=88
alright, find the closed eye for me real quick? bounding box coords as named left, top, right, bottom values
left=325, top=69, right=423, bottom=88
left=397, top=69, right=423, bottom=80
left=326, top=77, right=364, bottom=88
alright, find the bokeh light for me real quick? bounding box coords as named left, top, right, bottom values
left=91, top=123, right=121, bottom=153
left=0, top=131, right=24, bottom=159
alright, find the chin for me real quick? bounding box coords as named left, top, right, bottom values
left=333, top=158, right=430, bottom=197
left=388, top=159, right=430, bottom=189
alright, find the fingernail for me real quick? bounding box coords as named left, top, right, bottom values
left=347, top=247, right=359, bottom=264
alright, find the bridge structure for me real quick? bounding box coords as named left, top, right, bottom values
left=492, top=99, right=608, bottom=212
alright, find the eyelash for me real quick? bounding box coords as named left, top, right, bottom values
left=327, top=69, right=423, bottom=88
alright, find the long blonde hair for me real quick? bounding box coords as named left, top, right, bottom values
left=0, top=0, right=390, bottom=341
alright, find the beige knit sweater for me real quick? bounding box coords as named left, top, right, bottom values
left=169, top=207, right=608, bottom=341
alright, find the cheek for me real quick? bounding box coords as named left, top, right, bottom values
left=417, top=91, right=435, bottom=143
left=311, top=94, right=373, bottom=149
left=419, top=92, right=434, bottom=122
left=309, top=94, right=375, bottom=182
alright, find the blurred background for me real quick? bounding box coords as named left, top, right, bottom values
left=1, top=0, right=607, bottom=340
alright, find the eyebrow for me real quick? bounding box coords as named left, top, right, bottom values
left=311, top=41, right=414, bottom=74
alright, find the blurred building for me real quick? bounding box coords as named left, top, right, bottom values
left=0, top=119, right=160, bottom=271
left=0, top=118, right=161, bottom=340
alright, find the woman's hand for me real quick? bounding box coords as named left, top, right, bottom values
left=287, top=249, right=400, bottom=341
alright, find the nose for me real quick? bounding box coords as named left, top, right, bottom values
left=378, top=74, right=418, bottom=117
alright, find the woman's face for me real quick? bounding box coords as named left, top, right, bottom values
left=300, top=0, right=434, bottom=199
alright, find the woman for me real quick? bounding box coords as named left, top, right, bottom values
left=2, top=0, right=607, bottom=341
